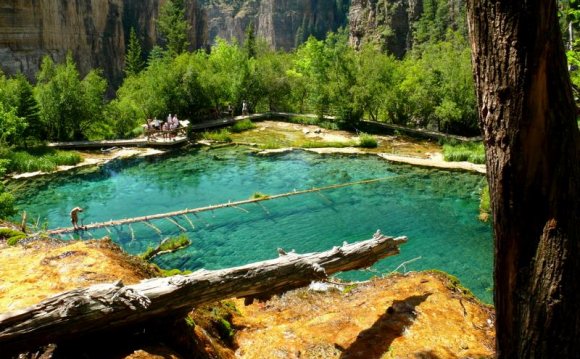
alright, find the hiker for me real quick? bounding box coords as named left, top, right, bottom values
left=242, top=101, right=249, bottom=115
left=70, top=207, right=83, bottom=230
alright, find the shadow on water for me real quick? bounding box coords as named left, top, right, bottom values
left=338, top=293, right=432, bottom=359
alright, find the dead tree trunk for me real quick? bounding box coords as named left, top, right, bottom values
left=0, top=233, right=406, bottom=354
left=467, top=0, right=580, bottom=357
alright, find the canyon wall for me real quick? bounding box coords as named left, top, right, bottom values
left=348, top=0, right=423, bottom=58
left=0, top=0, right=348, bottom=87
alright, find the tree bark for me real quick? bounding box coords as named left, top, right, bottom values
left=0, top=233, right=406, bottom=355
left=467, top=1, right=580, bottom=357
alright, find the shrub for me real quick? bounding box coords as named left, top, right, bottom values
left=358, top=133, right=378, bottom=148
left=0, top=192, right=17, bottom=219
left=230, top=119, right=256, bottom=133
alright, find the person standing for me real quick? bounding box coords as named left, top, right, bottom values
left=70, top=207, right=83, bottom=230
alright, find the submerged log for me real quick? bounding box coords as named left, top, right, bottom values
left=0, top=233, right=406, bottom=353
left=46, top=176, right=400, bottom=235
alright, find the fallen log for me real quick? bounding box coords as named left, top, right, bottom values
left=0, top=233, right=406, bottom=354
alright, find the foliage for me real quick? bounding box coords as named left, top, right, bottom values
left=157, top=0, right=190, bottom=57
left=202, top=129, right=233, bottom=142
left=35, top=54, right=107, bottom=141
left=251, top=192, right=270, bottom=199
left=2, top=148, right=82, bottom=173
left=442, top=141, right=485, bottom=164
left=358, top=133, right=378, bottom=148
left=0, top=192, right=17, bottom=220
left=230, top=119, right=256, bottom=133
left=479, top=183, right=490, bottom=222
left=125, top=27, right=145, bottom=76
left=140, top=234, right=191, bottom=261
left=299, top=140, right=356, bottom=148
left=0, top=228, right=26, bottom=246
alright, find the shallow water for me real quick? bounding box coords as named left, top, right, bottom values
left=12, top=147, right=493, bottom=303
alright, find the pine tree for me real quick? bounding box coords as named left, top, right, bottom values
left=157, top=0, right=190, bottom=57
left=125, top=27, right=145, bottom=76
left=243, top=21, right=257, bottom=59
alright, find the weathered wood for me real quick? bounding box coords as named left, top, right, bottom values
left=0, top=233, right=406, bottom=353
left=47, top=176, right=399, bottom=235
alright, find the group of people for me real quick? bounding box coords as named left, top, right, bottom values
left=147, top=114, right=180, bottom=132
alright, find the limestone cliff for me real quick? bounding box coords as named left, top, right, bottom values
left=0, top=0, right=348, bottom=87
left=349, top=0, right=423, bottom=58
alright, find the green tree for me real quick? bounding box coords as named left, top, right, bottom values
left=157, top=0, right=190, bottom=57
left=35, top=54, right=108, bottom=141
left=125, top=27, right=145, bottom=76
left=243, top=21, right=257, bottom=59
left=0, top=73, right=27, bottom=146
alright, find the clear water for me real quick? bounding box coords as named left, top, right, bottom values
left=11, top=147, right=493, bottom=303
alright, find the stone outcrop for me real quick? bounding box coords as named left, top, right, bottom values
left=349, top=0, right=423, bottom=58
left=0, top=0, right=348, bottom=87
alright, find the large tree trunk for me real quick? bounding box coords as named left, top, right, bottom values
left=0, top=234, right=406, bottom=355
left=467, top=0, right=580, bottom=357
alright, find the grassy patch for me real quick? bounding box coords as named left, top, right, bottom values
left=230, top=119, right=256, bottom=133
left=358, top=133, right=378, bottom=148
left=201, top=129, right=232, bottom=143
left=2, top=148, right=82, bottom=174
left=0, top=228, right=27, bottom=246
left=443, top=142, right=485, bottom=164
left=298, top=140, right=357, bottom=148
left=258, top=140, right=284, bottom=150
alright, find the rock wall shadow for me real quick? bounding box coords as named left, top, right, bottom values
left=339, top=293, right=432, bottom=359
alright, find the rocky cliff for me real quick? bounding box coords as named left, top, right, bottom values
left=348, top=0, right=423, bottom=58
left=0, top=0, right=162, bottom=88
left=201, top=0, right=349, bottom=50
left=0, top=0, right=348, bottom=87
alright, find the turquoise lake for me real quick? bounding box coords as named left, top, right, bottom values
left=11, top=147, right=493, bottom=303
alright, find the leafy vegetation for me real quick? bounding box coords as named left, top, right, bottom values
left=358, top=133, right=379, bottom=148
left=230, top=119, right=256, bottom=133
left=202, top=129, right=233, bottom=142
left=479, top=183, right=491, bottom=222
left=442, top=142, right=486, bottom=164
left=140, top=234, right=191, bottom=261
left=251, top=192, right=270, bottom=199
left=3, top=149, right=82, bottom=173
left=0, top=228, right=26, bottom=246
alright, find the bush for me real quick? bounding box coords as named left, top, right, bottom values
left=358, top=133, right=378, bottom=148
left=230, top=119, right=256, bottom=133
left=443, top=142, right=485, bottom=164
left=0, top=192, right=17, bottom=219
left=201, top=129, right=232, bottom=143
left=0, top=228, right=26, bottom=246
